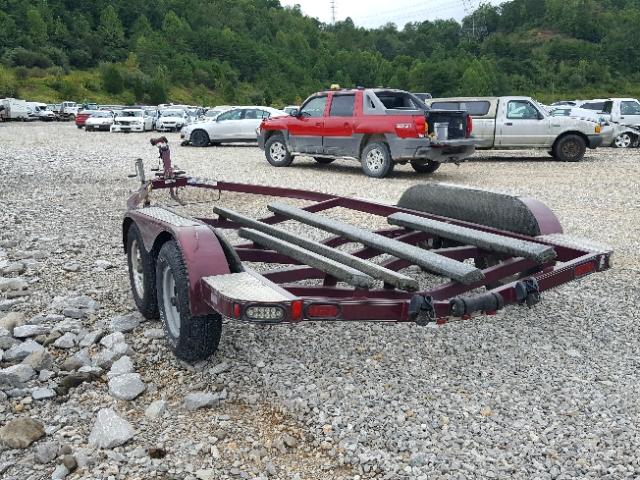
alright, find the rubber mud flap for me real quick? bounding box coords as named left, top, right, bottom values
left=397, top=184, right=562, bottom=236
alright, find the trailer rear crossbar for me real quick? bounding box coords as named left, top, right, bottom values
left=267, top=202, right=485, bottom=285
left=387, top=212, right=557, bottom=263
left=215, top=207, right=419, bottom=291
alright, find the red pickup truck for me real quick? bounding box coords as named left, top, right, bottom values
left=258, top=88, right=477, bottom=178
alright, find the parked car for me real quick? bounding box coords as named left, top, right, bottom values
left=425, top=96, right=604, bottom=162
left=577, top=98, right=640, bottom=148
left=202, top=106, right=234, bottom=121
left=549, top=106, right=616, bottom=146
left=60, top=101, right=79, bottom=119
left=181, top=106, right=285, bottom=147
left=258, top=88, right=477, bottom=178
left=26, top=102, right=56, bottom=121
left=156, top=109, right=189, bottom=132
left=111, top=109, right=154, bottom=133
left=283, top=105, right=300, bottom=115
left=75, top=110, right=98, bottom=128
left=0, top=98, right=29, bottom=121
left=85, top=111, right=114, bottom=131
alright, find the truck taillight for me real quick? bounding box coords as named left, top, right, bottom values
left=465, top=115, right=473, bottom=137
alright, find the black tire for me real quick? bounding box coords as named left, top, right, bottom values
left=552, top=134, right=586, bottom=162
left=410, top=160, right=441, bottom=174
left=126, top=223, right=159, bottom=320
left=361, top=142, right=394, bottom=178
left=156, top=240, right=222, bottom=362
left=190, top=129, right=210, bottom=147
left=313, top=157, right=335, bottom=164
left=265, top=134, right=294, bottom=167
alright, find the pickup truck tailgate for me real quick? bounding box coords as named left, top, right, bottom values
left=427, top=109, right=468, bottom=139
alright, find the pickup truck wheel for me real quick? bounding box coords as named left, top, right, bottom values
left=552, top=134, right=586, bottom=162
left=265, top=134, right=293, bottom=167
left=410, top=160, right=440, bottom=173
left=190, top=129, right=210, bottom=147
left=613, top=133, right=632, bottom=148
left=361, top=142, right=394, bottom=178
left=313, top=157, right=335, bottom=164
left=156, top=240, right=222, bottom=362
left=126, top=223, right=159, bottom=320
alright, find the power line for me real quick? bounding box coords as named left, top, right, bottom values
left=356, top=0, right=462, bottom=27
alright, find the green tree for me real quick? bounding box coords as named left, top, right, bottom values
left=101, top=63, right=124, bottom=94
left=26, top=8, right=48, bottom=46
left=98, top=6, right=125, bottom=61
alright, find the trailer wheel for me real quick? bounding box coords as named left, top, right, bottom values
left=265, top=134, right=294, bottom=167
left=314, top=157, right=335, bottom=164
left=156, top=240, right=222, bottom=362
left=190, top=129, right=210, bottom=147
left=410, top=160, right=440, bottom=174
left=552, top=134, right=586, bottom=162
left=126, top=224, right=159, bottom=320
left=361, top=142, right=394, bottom=178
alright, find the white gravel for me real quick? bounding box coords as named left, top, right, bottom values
left=0, top=122, right=639, bottom=479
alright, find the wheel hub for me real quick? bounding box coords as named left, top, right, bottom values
left=162, top=264, right=180, bottom=337
left=270, top=142, right=286, bottom=161
left=366, top=149, right=384, bottom=171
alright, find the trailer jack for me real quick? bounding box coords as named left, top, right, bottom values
left=409, top=295, right=436, bottom=326
left=515, top=278, right=541, bottom=308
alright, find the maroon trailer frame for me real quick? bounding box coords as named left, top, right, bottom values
left=123, top=140, right=612, bottom=328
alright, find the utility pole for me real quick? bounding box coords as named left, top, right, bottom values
left=330, top=0, right=336, bottom=25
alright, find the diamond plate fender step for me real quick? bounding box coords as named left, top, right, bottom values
left=203, top=271, right=294, bottom=302
left=214, top=206, right=418, bottom=291
left=388, top=212, right=557, bottom=263
left=267, top=202, right=484, bottom=285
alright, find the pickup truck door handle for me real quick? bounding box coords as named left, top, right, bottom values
left=505, top=122, right=513, bottom=126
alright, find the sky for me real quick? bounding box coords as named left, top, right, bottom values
left=280, top=0, right=506, bottom=28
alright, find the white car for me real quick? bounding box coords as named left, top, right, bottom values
left=85, top=111, right=114, bottom=131
left=111, top=109, right=154, bottom=133
left=156, top=109, right=190, bottom=132
left=181, top=106, right=286, bottom=147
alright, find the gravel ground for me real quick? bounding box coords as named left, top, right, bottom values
left=0, top=122, right=639, bottom=480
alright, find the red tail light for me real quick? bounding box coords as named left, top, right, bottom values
left=465, top=115, right=473, bottom=137
left=575, top=262, right=595, bottom=278
left=290, top=300, right=303, bottom=321
left=306, top=303, right=340, bottom=319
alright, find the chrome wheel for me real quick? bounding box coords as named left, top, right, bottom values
left=614, top=133, right=632, bottom=148
left=269, top=141, right=286, bottom=162
left=130, top=239, right=145, bottom=298
left=366, top=148, right=385, bottom=172
left=161, top=264, right=180, bottom=338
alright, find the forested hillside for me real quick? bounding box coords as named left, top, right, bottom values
left=0, top=0, right=639, bottom=105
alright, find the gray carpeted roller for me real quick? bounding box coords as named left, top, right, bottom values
left=267, top=202, right=485, bottom=285
left=238, top=228, right=376, bottom=289
left=397, top=184, right=563, bottom=236
left=388, top=212, right=557, bottom=263
left=215, top=206, right=419, bottom=291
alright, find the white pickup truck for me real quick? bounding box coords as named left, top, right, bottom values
left=577, top=98, right=640, bottom=148
left=426, top=96, right=604, bottom=162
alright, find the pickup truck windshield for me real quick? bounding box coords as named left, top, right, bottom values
left=161, top=110, right=183, bottom=117
left=121, top=111, right=143, bottom=117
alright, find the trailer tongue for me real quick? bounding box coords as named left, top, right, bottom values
left=123, top=139, right=612, bottom=362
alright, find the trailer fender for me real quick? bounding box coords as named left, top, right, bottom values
left=123, top=210, right=231, bottom=316
left=397, top=183, right=563, bottom=236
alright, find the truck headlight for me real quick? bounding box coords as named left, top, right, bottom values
left=595, top=125, right=601, bottom=134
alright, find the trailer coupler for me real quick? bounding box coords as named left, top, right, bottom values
left=408, top=295, right=436, bottom=326
left=449, top=292, right=504, bottom=318
left=515, top=277, right=540, bottom=308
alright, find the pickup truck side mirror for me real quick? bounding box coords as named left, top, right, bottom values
left=289, top=109, right=299, bottom=117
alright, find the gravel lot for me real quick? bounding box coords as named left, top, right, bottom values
left=0, top=122, right=639, bottom=480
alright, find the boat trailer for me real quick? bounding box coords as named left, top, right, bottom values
left=123, top=138, right=612, bottom=361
